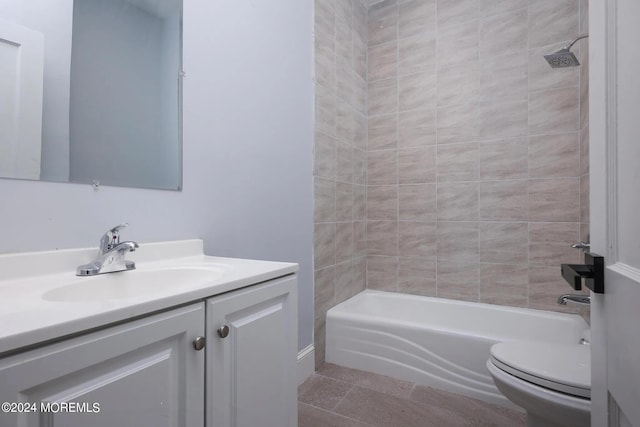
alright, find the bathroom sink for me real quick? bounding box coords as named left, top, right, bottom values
left=43, top=266, right=226, bottom=302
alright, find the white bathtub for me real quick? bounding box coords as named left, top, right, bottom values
left=325, top=290, right=589, bottom=407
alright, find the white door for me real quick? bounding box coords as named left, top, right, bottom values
left=0, top=303, right=205, bottom=427
left=206, top=276, right=298, bottom=427
left=590, top=1, right=640, bottom=426
left=0, top=18, right=44, bottom=180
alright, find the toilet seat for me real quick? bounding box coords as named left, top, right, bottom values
left=490, top=342, right=590, bottom=398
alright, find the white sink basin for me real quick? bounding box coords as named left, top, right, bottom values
left=43, top=266, right=226, bottom=302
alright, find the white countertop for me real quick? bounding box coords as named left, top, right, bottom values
left=0, top=240, right=297, bottom=355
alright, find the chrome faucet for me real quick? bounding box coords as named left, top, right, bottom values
left=76, top=224, right=139, bottom=276
left=557, top=294, right=591, bottom=306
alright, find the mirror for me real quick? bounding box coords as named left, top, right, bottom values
left=0, top=0, right=182, bottom=190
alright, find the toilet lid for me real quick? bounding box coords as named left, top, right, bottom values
left=490, top=342, right=591, bottom=398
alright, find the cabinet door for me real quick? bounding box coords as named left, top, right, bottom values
left=206, top=275, right=297, bottom=427
left=0, top=303, right=205, bottom=427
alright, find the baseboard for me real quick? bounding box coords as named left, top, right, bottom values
left=297, top=344, right=315, bottom=386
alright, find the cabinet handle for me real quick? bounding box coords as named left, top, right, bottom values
left=193, top=336, right=206, bottom=351
left=217, top=325, right=230, bottom=338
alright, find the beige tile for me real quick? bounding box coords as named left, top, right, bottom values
left=479, top=0, right=527, bottom=17
left=354, top=34, right=367, bottom=82
left=366, top=256, right=398, bottom=291
left=399, top=146, right=437, bottom=184
left=437, top=19, right=479, bottom=69
left=529, top=43, right=580, bottom=92
left=336, top=19, right=353, bottom=64
left=334, top=0, right=352, bottom=28
left=353, top=256, right=367, bottom=294
left=353, top=0, right=367, bottom=42
left=529, top=266, right=580, bottom=313
left=529, top=222, right=580, bottom=265
left=337, top=141, right=355, bottom=183
left=479, top=222, right=528, bottom=264
left=314, top=316, right=326, bottom=368
left=479, top=50, right=528, bottom=101
left=314, top=266, right=335, bottom=319
left=299, top=375, right=353, bottom=411
left=399, top=33, right=436, bottom=76
left=580, top=49, right=589, bottom=131
left=437, top=0, right=479, bottom=29
left=354, top=221, right=367, bottom=257
left=298, top=403, right=372, bottom=427
left=399, top=108, right=437, bottom=147
left=315, top=83, right=336, bottom=137
left=335, top=385, right=468, bottom=427
left=368, top=78, right=398, bottom=116
left=580, top=223, right=589, bottom=244
left=479, top=180, right=528, bottom=221
left=580, top=123, right=590, bottom=176
left=315, top=131, right=336, bottom=180
left=399, top=183, right=437, bottom=222
left=399, top=257, right=437, bottom=296
left=368, top=0, right=398, bottom=46
left=529, top=133, right=580, bottom=178
left=437, top=221, right=479, bottom=262
left=314, top=223, right=336, bottom=269
left=437, top=182, right=479, bottom=221
left=410, top=385, right=526, bottom=426
left=368, top=41, right=398, bottom=82
left=437, top=142, right=479, bottom=183
left=399, top=72, right=437, bottom=112
left=315, top=177, right=336, bottom=223
left=480, top=264, right=528, bottom=307
left=336, top=57, right=354, bottom=106
left=479, top=8, right=527, bottom=59
left=353, top=147, right=366, bottom=184
left=479, top=138, right=528, bottom=180
left=528, top=178, right=580, bottom=222
left=336, top=222, right=354, bottom=263
left=437, top=261, right=480, bottom=302
left=368, top=115, right=397, bottom=151
left=353, top=185, right=366, bottom=221
left=367, top=150, right=398, bottom=185
left=315, top=28, right=335, bottom=90
left=529, top=87, right=580, bottom=135
left=338, top=101, right=364, bottom=145
left=581, top=174, right=589, bottom=224
left=399, top=221, right=437, bottom=258
left=529, top=0, right=579, bottom=49
left=478, top=98, right=528, bottom=140
left=336, top=181, right=353, bottom=222
left=335, top=260, right=355, bottom=304
left=437, top=102, right=479, bottom=144
left=354, top=73, right=367, bottom=115
left=399, top=0, right=436, bottom=39
left=367, top=221, right=398, bottom=256
left=367, top=185, right=398, bottom=220
left=318, top=363, right=415, bottom=399
left=437, top=64, right=479, bottom=107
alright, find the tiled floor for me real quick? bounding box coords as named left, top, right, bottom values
left=298, top=364, right=526, bottom=427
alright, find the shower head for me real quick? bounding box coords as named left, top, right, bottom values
left=544, top=34, right=589, bottom=68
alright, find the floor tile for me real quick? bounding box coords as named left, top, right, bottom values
left=317, top=363, right=415, bottom=399
left=299, top=403, right=374, bottom=427
left=298, top=374, right=353, bottom=411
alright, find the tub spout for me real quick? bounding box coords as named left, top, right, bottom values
left=557, top=294, right=591, bottom=306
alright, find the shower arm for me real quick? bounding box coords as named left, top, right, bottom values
left=564, top=34, right=589, bottom=50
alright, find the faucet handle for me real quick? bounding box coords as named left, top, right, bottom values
left=100, top=223, right=129, bottom=253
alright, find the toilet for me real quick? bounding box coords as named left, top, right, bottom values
left=486, top=341, right=591, bottom=427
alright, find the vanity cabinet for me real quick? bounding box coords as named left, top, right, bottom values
left=0, top=303, right=206, bottom=427
left=206, top=275, right=297, bottom=427
left=0, top=274, right=297, bottom=427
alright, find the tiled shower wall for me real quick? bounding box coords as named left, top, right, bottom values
left=313, top=0, right=368, bottom=368
left=365, top=0, right=589, bottom=312
left=313, top=0, right=590, bottom=367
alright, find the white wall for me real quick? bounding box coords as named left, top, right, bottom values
left=0, top=0, right=314, bottom=352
